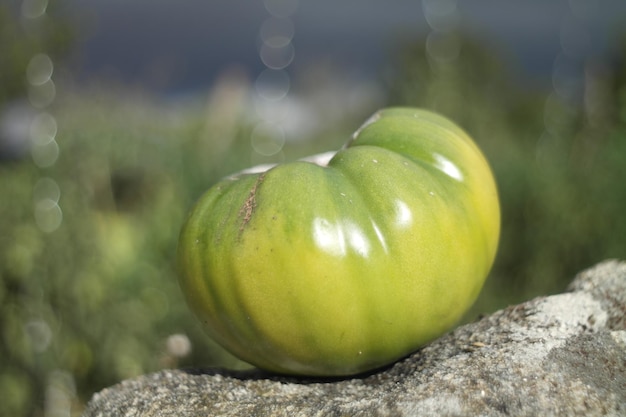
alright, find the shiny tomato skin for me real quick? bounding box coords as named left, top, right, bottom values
left=178, top=108, right=500, bottom=376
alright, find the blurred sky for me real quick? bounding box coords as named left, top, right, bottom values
left=64, top=0, right=626, bottom=96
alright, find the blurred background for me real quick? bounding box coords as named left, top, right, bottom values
left=2, top=0, right=626, bottom=415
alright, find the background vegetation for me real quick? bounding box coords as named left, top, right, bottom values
left=1, top=4, right=626, bottom=417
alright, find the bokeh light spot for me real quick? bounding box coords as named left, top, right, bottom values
left=30, top=112, right=57, bottom=146
left=423, top=0, right=459, bottom=31
left=21, top=0, right=48, bottom=19
left=26, top=54, right=54, bottom=86
left=251, top=122, right=285, bottom=156
left=34, top=198, right=62, bottom=233
left=255, top=69, right=291, bottom=101
left=426, top=31, right=461, bottom=64
left=264, top=0, right=299, bottom=18
left=166, top=334, right=192, bottom=358
left=24, top=320, right=53, bottom=353
left=28, top=79, right=56, bottom=108
left=31, top=139, right=59, bottom=168
left=33, top=177, right=61, bottom=204
left=260, top=17, right=294, bottom=48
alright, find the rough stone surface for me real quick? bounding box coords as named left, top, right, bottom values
left=83, top=260, right=626, bottom=417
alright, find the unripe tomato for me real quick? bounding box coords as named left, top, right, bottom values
left=178, top=108, right=500, bottom=376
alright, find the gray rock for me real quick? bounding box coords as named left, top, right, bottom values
left=83, top=260, right=626, bottom=417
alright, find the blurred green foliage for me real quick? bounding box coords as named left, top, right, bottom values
left=0, top=3, right=72, bottom=107
left=1, top=18, right=626, bottom=417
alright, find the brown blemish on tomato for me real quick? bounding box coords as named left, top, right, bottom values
left=238, top=173, right=265, bottom=234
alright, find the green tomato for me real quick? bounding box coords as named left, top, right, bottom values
left=178, top=108, right=500, bottom=376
